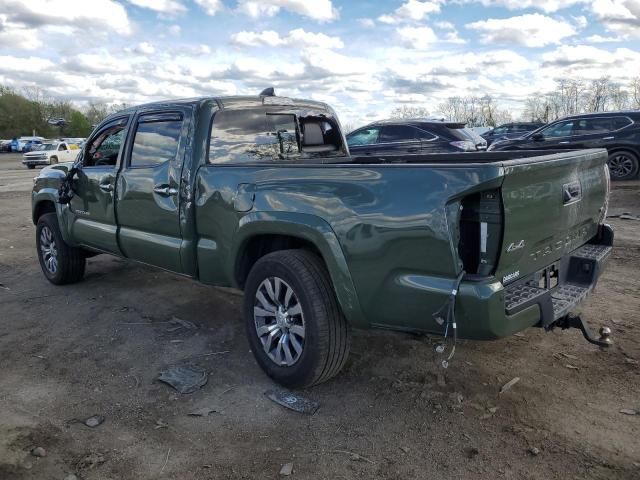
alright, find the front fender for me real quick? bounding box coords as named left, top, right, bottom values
left=32, top=166, right=76, bottom=245
left=232, top=211, right=366, bottom=328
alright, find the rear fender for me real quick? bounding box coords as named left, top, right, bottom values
left=232, top=211, right=366, bottom=328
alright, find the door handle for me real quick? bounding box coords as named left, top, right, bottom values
left=99, top=183, right=113, bottom=192
left=559, top=141, right=570, bottom=144
left=153, top=185, right=178, bottom=196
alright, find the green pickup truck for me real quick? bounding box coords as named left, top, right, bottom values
left=31, top=93, right=613, bottom=387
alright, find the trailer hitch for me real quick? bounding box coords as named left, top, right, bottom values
left=549, top=314, right=612, bottom=348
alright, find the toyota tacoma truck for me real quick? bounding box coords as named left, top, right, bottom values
left=31, top=92, right=613, bottom=388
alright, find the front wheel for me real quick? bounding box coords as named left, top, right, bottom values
left=607, top=150, right=639, bottom=180
left=36, top=213, right=86, bottom=285
left=27, top=164, right=35, bottom=169
left=243, top=250, right=351, bottom=388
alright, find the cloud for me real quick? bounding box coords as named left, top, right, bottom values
left=0, top=15, right=42, bottom=50
left=134, top=42, right=156, bottom=54
left=194, top=0, right=223, bottom=16
left=590, top=0, right=640, bottom=37
left=126, top=0, right=187, bottom=14
left=466, top=0, right=586, bottom=13
left=168, top=25, right=181, bottom=36
left=0, top=0, right=133, bottom=35
left=585, top=34, right=623, bottom=43
left=467, top=13, right=576, bottom=47
left=357, top=18, right=376, bottom=28
left=237, top=0, right=338, bottom=22
left=231, top=29, right=344, bottom=49
left=396, top=26, right=439, bottom=49
left=378, top=0, right=442, bottom=24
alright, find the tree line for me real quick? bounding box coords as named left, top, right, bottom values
left=390, top=76, right=640, bottom=128
left=0, top=86, right=128, bottom=139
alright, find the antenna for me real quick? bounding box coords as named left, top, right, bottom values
left=259, top=87, right=276, bottom=97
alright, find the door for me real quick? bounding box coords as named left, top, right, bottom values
left=525, top=119, right=576, bottom=150
left=115, top=110, right=189, bottom=273
left=566, top=116, right=633, bottom=150
left=346, top=126, right=381, bottom=156
left=69, top=116, right=130, bottom=254
left=376, top=125, right=423, bottom=154
left=56, top=143, right=74, bottom=162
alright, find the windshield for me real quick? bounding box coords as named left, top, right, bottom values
left=40, top=144, right=56, bottom=151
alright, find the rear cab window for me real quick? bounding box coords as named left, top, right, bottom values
left=209, top=107, right=343, bottom=164
left=129, top=113, right=184, bottom=168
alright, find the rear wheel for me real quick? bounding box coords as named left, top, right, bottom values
left=243, top=250, right=351, bottom=388
left=36, top=213, right=86, bottom=285
left=607, top=150, right=639, bottom=180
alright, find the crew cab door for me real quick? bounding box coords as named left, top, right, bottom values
left=115, top=109, right=190, bottom=273
left=69, top=116, right=130, bottom=254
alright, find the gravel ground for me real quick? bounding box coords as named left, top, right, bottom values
left=1, top=153, right=639, bottom=480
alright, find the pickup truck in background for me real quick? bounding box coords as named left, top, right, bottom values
left=31, top=92, right=613, bottom=388
left=23, top=141, right=80, bottom=169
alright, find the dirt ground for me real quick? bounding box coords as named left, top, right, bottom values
left=0, top=153, right=638, bottom=480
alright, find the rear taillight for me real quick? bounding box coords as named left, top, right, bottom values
left=450, top=140, right=477, bottom=151
left=458, top=189, right=504, bottom=276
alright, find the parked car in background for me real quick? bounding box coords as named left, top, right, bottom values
left=11, top=136, right=45, bottom=152
left=481, top=122, right=544, bottom=146
left=489, top=111, right=640, bottom=180
left=347, top=119, right=487, bottom=155
left=0, top=140, right=12, bottom=152
left=23, top=139, right=44, bottom=152
left=22, top=141, right=79, bottom=169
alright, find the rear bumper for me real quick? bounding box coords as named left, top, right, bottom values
left=455, top=224, right=613, bottom=340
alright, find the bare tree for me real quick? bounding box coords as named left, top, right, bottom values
left=631, top=77, right=640, bottom=109
left=390, top=105, right=430, bottom=119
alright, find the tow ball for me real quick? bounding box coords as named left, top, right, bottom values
left=549, top=314, right=612, bottom=348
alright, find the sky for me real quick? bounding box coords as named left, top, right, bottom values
left=1, top=0, right=640, bottom=127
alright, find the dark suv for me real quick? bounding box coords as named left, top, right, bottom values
left=346, top=119, right=486, bottom=156
left=481, top=122, right=544, bottom=146
left=489, top=111, right=640, bottom=180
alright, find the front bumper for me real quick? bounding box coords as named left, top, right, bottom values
left=23, top=158, right=50, bottom=166
left=455, top=225, right=613, bottom=340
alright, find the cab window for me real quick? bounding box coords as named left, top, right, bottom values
left=84, top=118, right=128, bottom=167
left=209, top=109, right=301, bottom=164
left=130, top=114, right=183, bottom=168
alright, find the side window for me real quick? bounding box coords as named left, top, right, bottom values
left=209, top=109, right=301, bottom=164
left=130, top=114, right=183, bottom=168
left=379, top=125, right=420, bottom=143
left=415, top=128, right=437, bottom=141
left=347, top=127, right=380, bottom=146
left=84, top=118, right=128, bottom=167
left=542, top=120, right=574, bottom=138
left=493, top=126, right=507, bottom=134
left=58, top=144, right=67, bottom=151
left=612, top=116, right=632, bottom=130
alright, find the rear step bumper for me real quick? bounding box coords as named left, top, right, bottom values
left=504, top=237, right=612, bottom=329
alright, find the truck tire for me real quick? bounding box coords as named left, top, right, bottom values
left=36, top=213, right=86, bottom=285
left=607, top=150, right=639, bottom=180
left=243, top=249, right=351, bottom=388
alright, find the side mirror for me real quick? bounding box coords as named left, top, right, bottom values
left=531, top=132, right=544, bottom=141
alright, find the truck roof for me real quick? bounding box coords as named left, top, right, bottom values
left=111, top=95, right=332, bottom=119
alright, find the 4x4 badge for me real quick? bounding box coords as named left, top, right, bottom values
left=507, top=240, right=525, bottom=252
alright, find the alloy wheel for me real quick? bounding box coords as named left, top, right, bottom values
left=253, top=277, right=305, bottom=367
left=608, top=153, right=635, bottom=178
left=39, top=226, right=58, bottom=274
